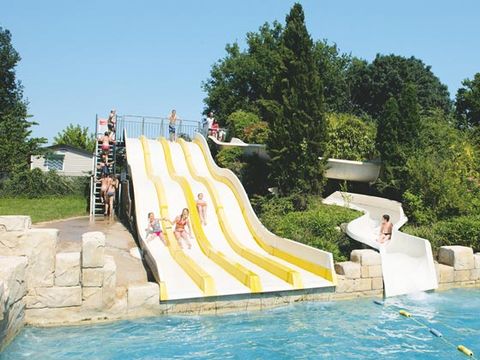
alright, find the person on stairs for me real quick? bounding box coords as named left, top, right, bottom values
left=105, top=175, right=118, bottom=217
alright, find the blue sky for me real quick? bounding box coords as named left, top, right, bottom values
left=2, top=0, right=479, bottom=143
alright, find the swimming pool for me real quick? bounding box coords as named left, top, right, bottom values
left=2, top=288, right=479, bottom=359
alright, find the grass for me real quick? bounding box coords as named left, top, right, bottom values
left=0, top=196, right=88, bottom=223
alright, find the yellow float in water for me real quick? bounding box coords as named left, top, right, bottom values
left=457, top=345, right=473, bottom=357
left=399, top=310, right=411, bottom=318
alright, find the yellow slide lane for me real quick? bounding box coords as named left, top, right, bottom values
left=179, top=138, right=303, bottom=289
left=140, top=136, right=216, bottom=296
left=194, top=137, right=335, bottom=283
left=159, top=138, right=262, bottom=293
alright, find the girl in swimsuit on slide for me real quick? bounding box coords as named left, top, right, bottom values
left=196, top=193, right=207, bottom=225
left=166, top=208, right=193, bottom=249
left=146, top=212, right=167, bottom=245
left=378, top=214, right=393, bottom=244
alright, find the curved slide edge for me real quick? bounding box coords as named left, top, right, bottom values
left=159, top=138, right=263, bottom=293
left=178, top=138, right=303, bottom=289
left=141, top=137, right=216, bottom=296
left=323, top=191, right=438, bottom=297
left=195, top=134, right=336, bottom=284
left=125, top=135, right=168, bottom=300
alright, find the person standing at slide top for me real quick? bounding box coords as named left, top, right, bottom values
left=168, top=109, right=177, bottom=141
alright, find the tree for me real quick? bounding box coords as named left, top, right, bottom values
left=53, top=124, right=96, bottom=153
left=376, top=97, right=400, bottom=163
left=263, top=3, right=327, bottom=195
left=314, top=41, right=353, bottom=113
left=455, top=73, right=480, bottom=131
left=225, top=110, right=261, bottom=140
left=376, top=97, right=402, bottom=192
left=397, top=83, right=421, bottom=149
left=326, top=113, right=377, bottom=161
left=202, top=22, right=283, bottom=123
left=348, top=54, right=451, bottom=118
left=0, top=27, right=46, bottom=175
left=376, top=85, right=422, bottom=196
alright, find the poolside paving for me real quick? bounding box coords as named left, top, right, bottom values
left=34, top=217, right=148, bottom=287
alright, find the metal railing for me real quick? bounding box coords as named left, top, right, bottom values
left=116, top=115, right=203, bottom=142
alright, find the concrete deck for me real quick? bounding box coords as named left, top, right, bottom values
left=34, top=217, right=148, bottom=287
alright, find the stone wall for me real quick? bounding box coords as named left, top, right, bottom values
left=0, top=216, right=160, bottom=339
left=332, top=246, right=480, bottom=300
left=0, top=256, right=27, bottom=351
left=435, top=246, right=480, bottom=290
left=333, top=249, right=384, bottom=300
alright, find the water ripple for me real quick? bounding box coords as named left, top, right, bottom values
left=1, top=289, right=479, bottom=359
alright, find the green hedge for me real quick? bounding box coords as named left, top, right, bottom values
left=0, top=169, right=89, bottom=198
left=253, top=195, right=360, bottom=261
left=403, top=215, right=480, bottom=253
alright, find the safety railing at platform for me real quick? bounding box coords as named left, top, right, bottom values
left=115, top=115, right=203, bottom=142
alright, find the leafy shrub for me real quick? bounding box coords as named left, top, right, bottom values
left=215, top=147, right=245, bottom=176
left=254, top=195, right=360, bottom=261
left=240, top=155, right=269, bottom=195
left=402, top=112, right=480, bottom=222
left=226, top=110, right=261, bottom=140
left=326, top=113, right=377, bottom=161
left=0, top=169, right=89, bottom=198
left=404, top=215, right=480, bottom=253
left=402, top=190, right=434, bottom=225
left=243, top=121, right=270, bottom=144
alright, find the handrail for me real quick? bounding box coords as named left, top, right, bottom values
left=116, top=115, right=202, bottom=143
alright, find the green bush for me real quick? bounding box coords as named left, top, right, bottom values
left=226, top=110, right=261, bottom=140
left=241, top=155, right=269, bottom=195
left=326, top=113, right=377, bottom=161
left=404, top=215, right=480, bottom=253
left=215, top=147, right=245, bottom=176
left=255, top=195, right=360, bottom=261
left=243, top=121, right=270, bottom=144
left=402, top=112, right=480, bottom=222
left=0, top=169, right=89, bottom=198
left=402, top=190, right=434, bottom=225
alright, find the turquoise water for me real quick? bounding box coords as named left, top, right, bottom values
left=2, top=289, right=479, bottom=359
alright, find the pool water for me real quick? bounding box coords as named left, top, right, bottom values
left=2, top=289, right=479, bottom=359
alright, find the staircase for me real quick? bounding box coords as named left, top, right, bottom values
left=89, top=140, right=117, bottom=220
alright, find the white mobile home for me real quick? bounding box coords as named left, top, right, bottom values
left=31, top=145, right=94, bottom=177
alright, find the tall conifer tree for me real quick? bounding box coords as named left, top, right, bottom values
left=398, top=83, right=421, bottom=149
left=265, top=3, right=327, bottom=194
left=0, top=27, right=45, bottom=175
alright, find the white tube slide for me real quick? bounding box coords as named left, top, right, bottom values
left=323, top=191, right=438, bottom=297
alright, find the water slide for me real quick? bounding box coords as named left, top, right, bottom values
left=125, top=133, right=336, bottom=301
left=208, top=136, right=381, bottom=182
left=323, top=192, right=438, bottom=297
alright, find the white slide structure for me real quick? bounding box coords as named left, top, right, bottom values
left=209, top=136, right=381, bottom=183
left=323, top=192, right=438, bottom=297
left=125, top=133, right=336, bottom=301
